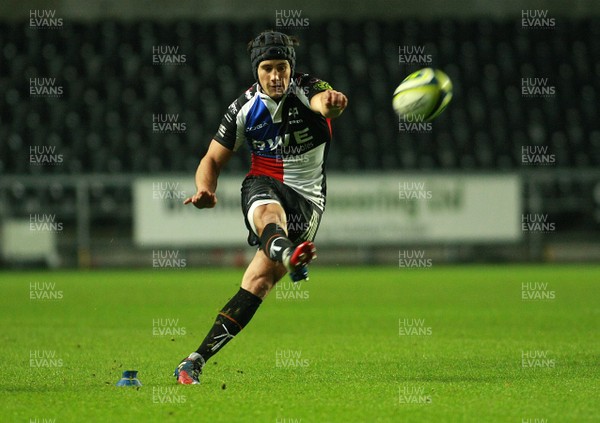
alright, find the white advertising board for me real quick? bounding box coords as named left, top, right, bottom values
left=319, top=173, right=522, bottom=244
left=133, top=173, right=522, bottom=246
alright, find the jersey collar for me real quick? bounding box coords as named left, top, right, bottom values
left=256, top=83, right=290, bottom=124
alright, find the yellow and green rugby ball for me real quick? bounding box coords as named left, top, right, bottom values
left=392, top=68, right=453, bottom=121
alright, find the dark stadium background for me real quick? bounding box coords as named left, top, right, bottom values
left=1, top=0, right=599, bottom=267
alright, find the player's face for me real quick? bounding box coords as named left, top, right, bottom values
left=257, top=59, right=291, bottom=99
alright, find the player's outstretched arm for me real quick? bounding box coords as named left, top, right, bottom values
left=183, top=139, right=233, bottom=209
left=310, top=89, right=348, bottom=119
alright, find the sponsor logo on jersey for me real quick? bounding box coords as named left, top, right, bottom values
left=293, top=127, right=313, bottom=144
left=246, top=122, right=269, bottom=132
left=228, top=101, right=239, bottom=115
left=251, top=136, right=282, bottom=152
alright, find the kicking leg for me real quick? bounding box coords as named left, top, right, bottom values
left=175, top=249, right=286, bottom=384
left=175, top=204, right=312, bottom=384
left=253, top=203, right=317, bottom=281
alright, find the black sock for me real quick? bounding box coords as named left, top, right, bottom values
left=260, top=222, right=293, bottom=262
left=195, top=288, right=262, bottom=365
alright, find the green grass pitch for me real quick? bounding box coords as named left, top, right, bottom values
left=1, top=265, right=599, bottom=422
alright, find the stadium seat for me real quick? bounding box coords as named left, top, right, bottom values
left=0, top=17, right=595, bottom=179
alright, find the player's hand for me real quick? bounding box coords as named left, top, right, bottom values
left=321, top=90, right=348, bottom=118
left=183, top=190, right=217, bottom=209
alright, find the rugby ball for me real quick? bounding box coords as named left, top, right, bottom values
left=392, top=68, right=453, bottom=121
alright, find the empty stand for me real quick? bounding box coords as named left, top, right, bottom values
left=1, top=19, right=598, bottom=175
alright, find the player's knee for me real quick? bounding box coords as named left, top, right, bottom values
left=254, top=205, right=286, bottom=235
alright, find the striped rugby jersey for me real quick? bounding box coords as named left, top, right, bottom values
left=214, top=73, right=333, bottom=210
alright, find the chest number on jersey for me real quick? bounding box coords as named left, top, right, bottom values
left=293, top=127, right=313, bottom=144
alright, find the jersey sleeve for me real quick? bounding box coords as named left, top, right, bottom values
left=213, top=97, right=242, bottom=151
left=300, top=74, right=334, bottom=101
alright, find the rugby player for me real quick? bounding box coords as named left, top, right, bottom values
left=175, top=30, right=348, bottom=384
